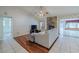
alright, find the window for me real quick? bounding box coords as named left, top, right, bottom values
left=65, top=22, right=79, bottom=28
left=76, top=23, right=79, bottom=28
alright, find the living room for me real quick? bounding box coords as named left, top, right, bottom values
left=0, top=6, right=79, bottom=53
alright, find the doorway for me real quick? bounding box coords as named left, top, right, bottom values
left=3, top=17, right=12, bottom=39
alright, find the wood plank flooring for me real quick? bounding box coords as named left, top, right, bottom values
left=15, top=35, right=49, bottom=53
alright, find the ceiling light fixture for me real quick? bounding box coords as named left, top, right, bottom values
left=36, top=6, right=48, bottom=18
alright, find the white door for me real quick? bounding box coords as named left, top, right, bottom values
left=0, top=17, right=3, bottom=40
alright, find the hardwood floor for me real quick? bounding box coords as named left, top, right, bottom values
left=15, top=35, right=49, bottom=53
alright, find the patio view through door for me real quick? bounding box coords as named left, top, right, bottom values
left=3, top=17, right=12, bottom=39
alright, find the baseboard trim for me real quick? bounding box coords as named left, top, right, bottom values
left=14, top=35, right=26, bottom=39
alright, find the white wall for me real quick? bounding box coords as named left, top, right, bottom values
left=0, top=7, right=38, bottom=37
left=0, top=17, right=3, bottom=39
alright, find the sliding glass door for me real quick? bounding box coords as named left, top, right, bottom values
left=0, top=16, right=12, bottom=40
left=64, top=20, right=79, bottom=37
left=3, top=17, right=12, bottom=39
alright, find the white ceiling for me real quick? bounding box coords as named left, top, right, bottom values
left=18, top=6, right=79, bottom=16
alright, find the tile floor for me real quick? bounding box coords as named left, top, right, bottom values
left=0, top=34, right=28, bottom=53
left=1, top=31, right=79, bottom=53
left=49, top=35, right=79, bottom=53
